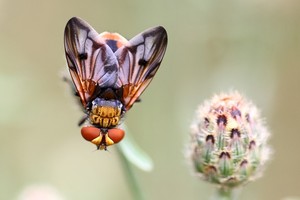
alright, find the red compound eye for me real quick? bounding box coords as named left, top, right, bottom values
left=81, top=126, right=101, bottom=141
left=107, top=128, right=125, bottom=144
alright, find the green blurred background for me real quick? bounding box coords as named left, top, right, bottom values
left=1, top=0, right=300, bottom=199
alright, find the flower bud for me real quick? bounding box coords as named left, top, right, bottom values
left=187, top=91, right=271, bottom=188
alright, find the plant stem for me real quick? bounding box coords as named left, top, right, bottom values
left=116, top=146, right=144, bottom=200
left=218, top=187, right=232, bottom=200
left=212, top=186, right=240, bottom=200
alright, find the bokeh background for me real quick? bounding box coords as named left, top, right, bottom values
left=1, top=0, right=300, bottom=199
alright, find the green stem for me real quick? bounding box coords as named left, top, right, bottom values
left=212, top=186, right=240, bottom=200
left=116, top=146, right=145, bottom=200
left=218, top=187, right=232, bottom=200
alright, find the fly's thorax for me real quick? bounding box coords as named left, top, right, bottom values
left=89, top=98, right=124, bottom=128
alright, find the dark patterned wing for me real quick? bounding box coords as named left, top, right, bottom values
left=64, top=17, right=119, bottom=108
left=115, top=26, right=168, bottom=110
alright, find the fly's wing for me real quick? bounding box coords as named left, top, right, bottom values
left=115, top=26, right=168, bottom=111
left=64, top=17, right=119, bottom=108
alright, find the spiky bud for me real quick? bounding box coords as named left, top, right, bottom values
left=187, top=92, right=271, bottom=188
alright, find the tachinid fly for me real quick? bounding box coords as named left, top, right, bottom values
left=64, top=17, right=168, bottom=150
